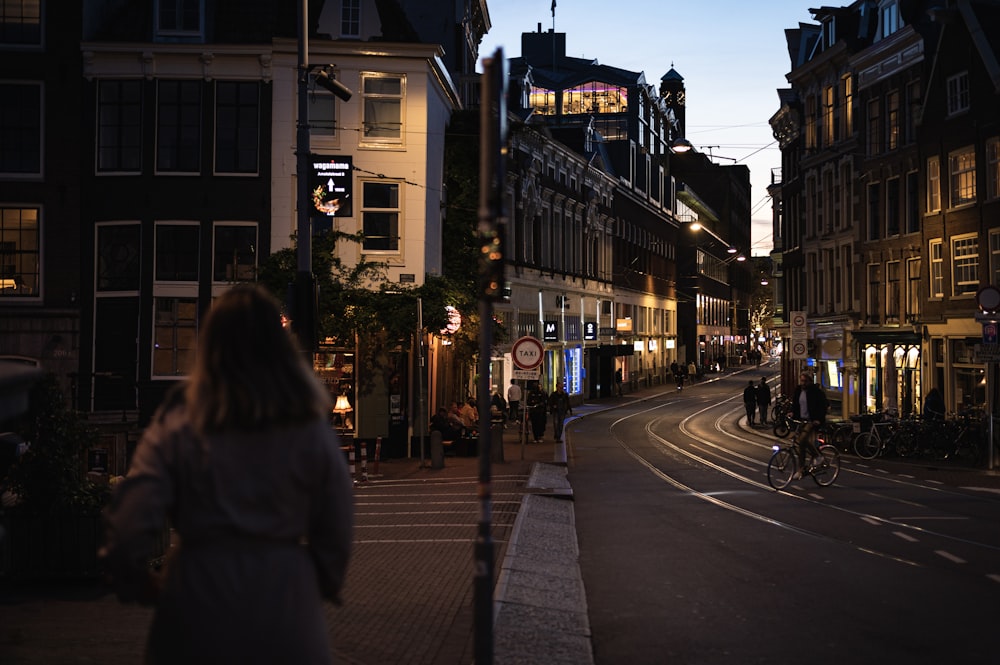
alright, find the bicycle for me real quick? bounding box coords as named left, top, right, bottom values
left=852, top=412, right=901, bottom=459
left=767, top=421, right=841, bottom=489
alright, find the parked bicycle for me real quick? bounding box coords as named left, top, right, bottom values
left=770, top=395, right=792, bottom=426
left=767, top=421, right=841, bottom=489
left=852, top=411, right=902, bottom=459
left=772, top=407, right=793, bottom=438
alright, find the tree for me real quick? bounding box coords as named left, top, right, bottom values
left=5, top=374, right=108, bottom=514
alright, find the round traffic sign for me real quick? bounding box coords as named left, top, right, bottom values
left=512, top=336, right=544, bottom=370
left=791, top=341, right=807, bottom=356
left=791, top=312, right=806, bottom=328
left=977, top=285, right=1000, bottom=312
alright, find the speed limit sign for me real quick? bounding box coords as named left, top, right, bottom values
left=790, top=340, right=807, bottom=359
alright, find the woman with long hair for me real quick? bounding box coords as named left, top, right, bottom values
left=101, top=285, right=353, bottom=665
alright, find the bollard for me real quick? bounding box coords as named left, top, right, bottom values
left=430, top=430, right=444, bottom=469
left=346, top=445, right=357, bottom=484
left=360, top=441, right=368, bottom=482
left=491, top=419, right=504, bottom=463
left=373, top=437, right=381, bottom=477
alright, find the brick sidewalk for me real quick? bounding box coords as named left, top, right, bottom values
left=0, top=421, right=563, bottom=665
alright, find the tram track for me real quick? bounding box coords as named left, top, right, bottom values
left=599, top=390, right=1000, bottom=582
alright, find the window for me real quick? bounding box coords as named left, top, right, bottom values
left=951, top=234, right=979, bottom=296
left=214, top=81, right=259, bottom=174
left=360, top=180, right=400, bottom=252
left=905, top=171, right=919, bottom=234
left=904, top=81, right=920, bottom=144
left=926, top=157, right=940, bottom=212
left=341, top=0, right=360, bottom=37
left=867, top=99, right=880, bottom=155
left=154, top=222, right=199, bottom=377
left=868, top=264, right=880, bottom=322
left=0, top=206, right=39, bottom=297
left=906, top=257, right=921, bottom=320
left=987, top=137, right=1000, bottom=200
left=153, top=296, right=198, bottom=376
left=361, top=73, right=403, bottom=145
left=841, top=74, right=853, bottom=138
left=822, top=85, right=834, bottom=146
left=96, top=223, right=140, bottom=292
left=156, top=0, right=202, bottom=36
left=886, top=261, right=900, bottom=322
left=886, top=177, right=900, bottom=237
left=948, top=146, right=976, bottom=207
left=308, top=75, right=341, bottom=141
left=0, top=82, right=41, bottom=175
left=97, top=80, right=142, bottom=173
left=946, top=72, right=969, bottom=116
left=0, top=0, right=42, bottom=46
left=990, top=229, right=1000, bottom=287
left=155, top=224, right=199, bottom=281
left=929, top=239, right=943, bottom=298
left=867, top=182, right=880, bottom=241
left=805, top=95, right=817, bottom=150
left=212, top=223, right=257, bottom=282
left=886, top=90, right=899, bottom=151
left=878, top=0, right=900, bottom=40
left=156, top=80, right=201, bottom=173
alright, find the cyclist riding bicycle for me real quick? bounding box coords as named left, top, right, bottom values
left=791, top=372, right=829, bottom=479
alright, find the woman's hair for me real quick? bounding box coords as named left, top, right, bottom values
left=184, top=285, right=330, bottom=433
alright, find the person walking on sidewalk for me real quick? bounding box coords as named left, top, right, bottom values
left=743, top=380, right=758, bottom=426
left=756, top=377, right=772, bottom=425
left=100, top=285, right=354, bottom=665
left=614, top=367, right=623, bottom=396
left=507, top=379, right=522, bottom=423
left=548, top=383, right=573, bottom=442
left=526, top=383, right=548, bottom=442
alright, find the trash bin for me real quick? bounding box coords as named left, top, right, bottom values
left=430, top=430, right=444, bottom=469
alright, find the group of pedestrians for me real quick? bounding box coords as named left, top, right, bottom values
left=670, top=361, right=698, bottom=390
left=505, top=379, right=573, bottom=443
left=742, top=377, right=772, bottom=427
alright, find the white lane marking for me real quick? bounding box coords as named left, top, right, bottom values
left=807, top=493, right=824, bottom=500
left=355, top=538, right=509, bottom=544
left=860, top=516, right=881, bottom=526
left=961, top=486, right=1000, bottom=496
left=987, top=574, right=1000, bottom=584
left=893, top=531, right=919, bottom=543
left=935, top=550, right=967, bottom=564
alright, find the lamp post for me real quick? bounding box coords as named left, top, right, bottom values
left=293, top=1, right=351, bottom=358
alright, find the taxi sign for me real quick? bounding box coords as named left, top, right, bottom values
left=511, top=336, right=544, bottom=370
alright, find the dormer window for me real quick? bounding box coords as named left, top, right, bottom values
left=156, top=0, right=203, bottom=38
left=877, top=0, right=901, bottom=40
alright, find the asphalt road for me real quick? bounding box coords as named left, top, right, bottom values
left=565, top=370, right=1000, bottom=665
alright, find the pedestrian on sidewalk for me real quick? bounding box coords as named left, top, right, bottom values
left=743, top=380, right=758, bottom=426
left=526, top=383, right=548, bottom=442
left=100, top=285, right=354, bottom=665
left=756, top=377, right=772, bottom=425
left=548, top=383, right=573, bottom=442
left=507, top=379, right=522, bottom=423
left=614, top=367, right=623, bottom=396
left=491, top=391, right=507, bottom=427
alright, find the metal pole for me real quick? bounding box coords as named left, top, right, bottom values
left=986, top=361, right=997, bottom=471
left=474, top=48, right=507, bottom=665
left=418, top=297, right=426, bottom=467
left=293, top=0, right=315, bottom=357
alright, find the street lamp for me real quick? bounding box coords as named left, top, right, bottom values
left=293, top=0, right=353, bottom=357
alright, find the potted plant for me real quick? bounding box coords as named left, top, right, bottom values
left=0, top=374, right=112, bottom=579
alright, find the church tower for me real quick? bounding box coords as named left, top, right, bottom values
left=660, top=66, right=686, bottom=141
